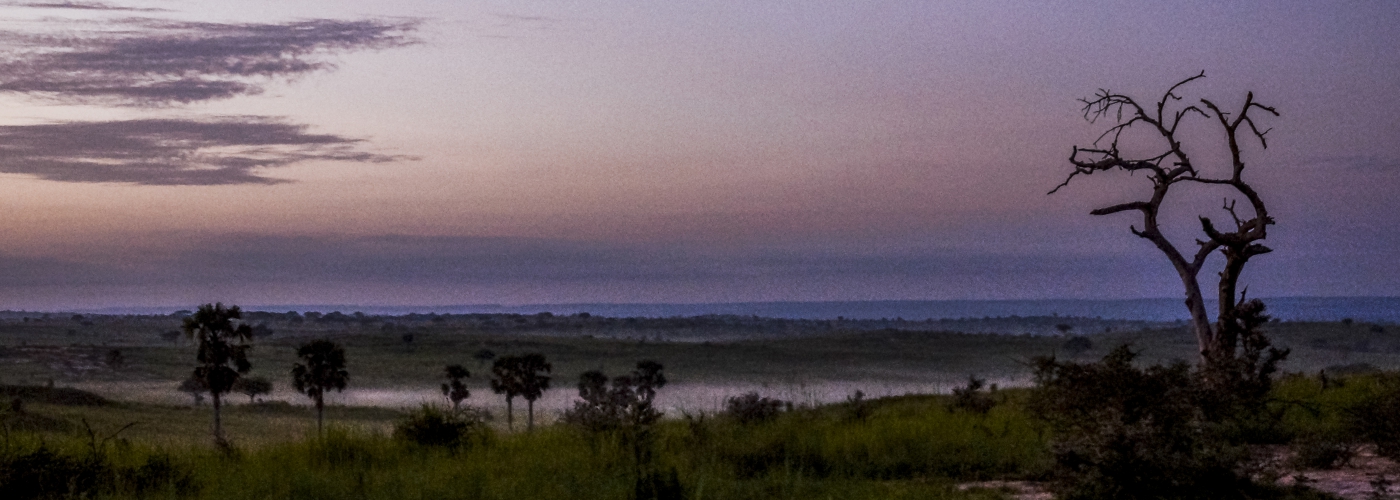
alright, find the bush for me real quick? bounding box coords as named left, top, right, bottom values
left=725, top=392, right=786, bottom=424
left=393, top=405, right=488, bottom=449
left=0, top=444, right=199, bottom=499
left=1062, top=335, right=1093, bottom=355
left=1029, top=345, right=1280, bottom=500
left=949, top=376, right=996, bottom=415
left=0, top=445, right=108, bottom=500
left=1346, top=374, right=1400, bottom=460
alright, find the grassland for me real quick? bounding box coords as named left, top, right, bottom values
left=0, top=311, right=1395, bottom=499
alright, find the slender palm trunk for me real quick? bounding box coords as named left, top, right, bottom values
left=212, top=392, right=223, bottom=439
left=527, top=399, right=535, bottom=431
left=506, top=397, right=514, bottom=431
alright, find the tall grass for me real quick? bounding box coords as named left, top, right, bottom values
left=1, top=394, right=1044, bottom=499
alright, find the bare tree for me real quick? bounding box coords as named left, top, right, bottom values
left=1051, top=72, right=1279, bottom=365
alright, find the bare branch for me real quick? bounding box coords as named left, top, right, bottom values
left=1091, top=201, right=1153, bottom=216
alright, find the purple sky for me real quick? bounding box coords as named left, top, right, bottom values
left=0, top=1, right=1396, bottom=310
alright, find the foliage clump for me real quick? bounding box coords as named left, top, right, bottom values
left=561, top=361, right=667, bottom=433
left=393, top=404, right=489, bottom=450
left=949, top=376, right=996, bottom=415
left=725, top=392, right=786, bottom=424
left=1029, top=301, right=1292, bottom=500
left=1345, top=374, right=1400, bottom=461
left=0, top=441, right=199, bottom=499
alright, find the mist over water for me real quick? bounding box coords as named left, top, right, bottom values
left=201, top=297, right=1400, bottom=323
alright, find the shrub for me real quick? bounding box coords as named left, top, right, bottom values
left=1029, top=345, right=1277, bottom=500
left=393, top=405, right=488, bottom=449
left=0, top=445, right=108, bottom=500
left=1062, top=335, right=1093, bottom=355
left=725, top=392, right=785, bottom=424
left=1346, top=374, right=1400, bottom=460
left=949, top=376, right=995, bottom=415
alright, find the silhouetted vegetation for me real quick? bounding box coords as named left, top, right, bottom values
left=393, top=404, right=489, bottom=449
left=490, top=353, right=551, bottom=432
left=949, top=376, right=995, bottom=415
left=232, top=376, right=272, bottom=403
left=725, top=392, right=786, bottom=424
left=440, top=364, right=471, bottom=411
left=291, top=339, right=349, bottom=435
left=182, top=303, right=253, bottom=441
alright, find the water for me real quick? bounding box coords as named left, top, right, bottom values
left=265, top=297, right=1400, bottom=323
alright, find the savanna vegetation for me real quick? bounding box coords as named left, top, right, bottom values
left=1, top=305, right=1398, bottom=499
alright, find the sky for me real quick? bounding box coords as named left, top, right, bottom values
left=0, top=0, right=1396, bottom=310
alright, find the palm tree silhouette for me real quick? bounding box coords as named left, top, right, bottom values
left=491, top=353, right=552, bottom=431
left=182, top=303, right=252, bottom=441
left=291, top=339, right=349, bottom=435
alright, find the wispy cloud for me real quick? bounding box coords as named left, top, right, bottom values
left=0, top=117, right=408, bottom=185
left=2, top=1, right=168, bottom=11
left=0, top=17, right=419, bottom=105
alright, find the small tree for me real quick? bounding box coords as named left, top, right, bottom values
left=233, top=376, right=273, bottom=403
left=441, top=364, right=471, bottom=411
left=490, top=353, right=551, bottom=431
left=178, top=375, right=207, bottom=406
left=291, top=339, right=349, bottom=435
left=183, top=302, right=252, bottom=441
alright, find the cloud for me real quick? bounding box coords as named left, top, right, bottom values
left=0, top=117, right=408, bottom=185
left=0, top=17, right=419, bottom=105
left=3, top=1, right=168, bottom=11
left=1282, top=155, right=1400, bottom=172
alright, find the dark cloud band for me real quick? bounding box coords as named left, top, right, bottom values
left=0, top=17, right=419, bottom=105
left=3, top=1, right=168, bottom=11
left=0, top=117, right=408, bottom=185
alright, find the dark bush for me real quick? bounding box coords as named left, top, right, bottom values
left=634, top=466, right=686, bottom=500
left=1029, top=344, right=1285, bottom=500
left=393, top=405, right=487, bottom=449
left=1346, top=374, right=1400, bottom=460
left=949, top=376, right=995, bottom=415
left=1062, top=335, right=1093, bottom=355
left=124, top=452, right=201, bottom=496
left=0, top=445, right=107, bottom=500
left=724, top=392, right=785, bottom=424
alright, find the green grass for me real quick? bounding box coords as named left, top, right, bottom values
left=0, top=391, right=1038, bottom=500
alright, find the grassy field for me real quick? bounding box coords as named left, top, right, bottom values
left=1, top=311, right=1394, bottom=499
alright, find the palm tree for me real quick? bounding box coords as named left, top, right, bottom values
left=441, top=364, right=471, bottom=411
left=490, top=353, right=552, bottom=431
left=183, top=303, right=253, bottom=441
left=291, top=339, right=349, bottom=435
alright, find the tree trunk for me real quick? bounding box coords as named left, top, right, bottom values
left=1178, top=272, right=1218, bottom=362
left=212, top=392, right=223, bottom=440
left=527, top=399, right=535, bottom=432
left=316, top=395, right=324, bottom=436
left=506, top=397, right=514, bottom=432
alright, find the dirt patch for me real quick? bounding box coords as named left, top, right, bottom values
left=1283, top=446, right=1400, bottom=499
